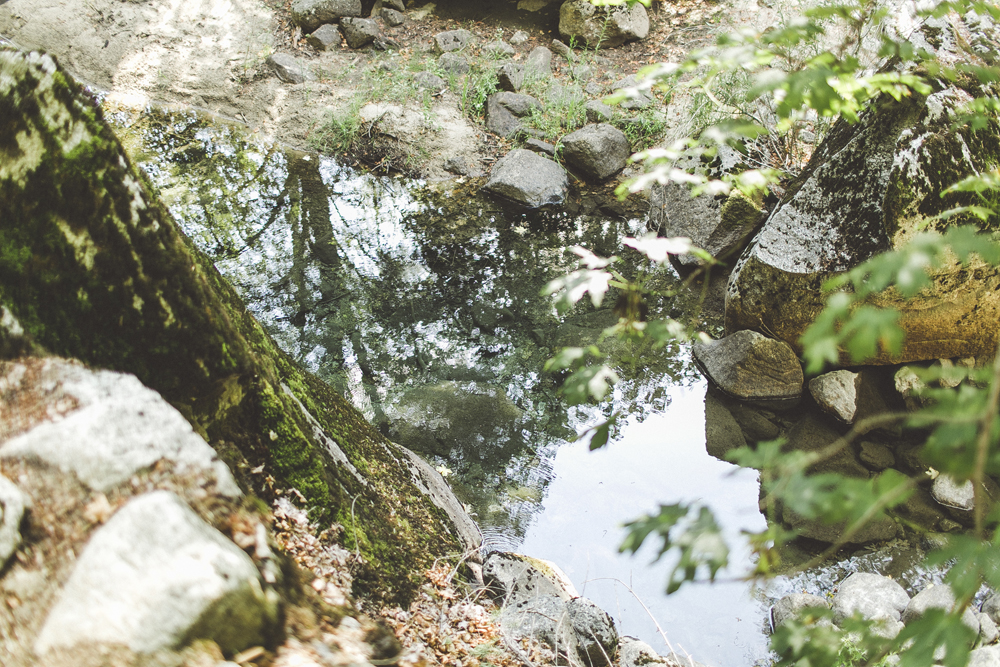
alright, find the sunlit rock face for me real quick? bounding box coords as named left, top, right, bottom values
left=725, top=11, right=1000, bottom=364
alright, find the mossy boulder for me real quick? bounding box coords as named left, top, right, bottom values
left=725, top=12, right=1000, bottom=363
left=0, top=48, right=472, bottom=604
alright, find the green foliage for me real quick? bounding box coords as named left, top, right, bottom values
left=543, top=0, right=1000, bottom=665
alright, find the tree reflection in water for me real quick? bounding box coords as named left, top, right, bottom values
left=112, top=107, right=702, bottom=550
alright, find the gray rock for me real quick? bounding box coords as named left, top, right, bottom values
left=618, top=637, right=711, bottom=667
left=483, top=149, right=568, bottom=210
left=307, top=23, right=342, bottom=51
left=728, top=402, right=781, bottom=443
left=497, top=63, right=526, bottom=92
left=692, top=330, right=804, bottom=407
left=267, top=53, right=315, bottom=84
left=525, top=138, right=556, bottom=156
left=443, top=156, right=480, bottom=176
left=483, top=552, right=579, bottom=603
left=510, top=30, right=530, bottom=45
left=782, top=504, right=897, bottom=544
left=290, top=0, right=362, bottom=32
left=585, top=100, right=614, bottom=123
left=483, top=40, right=515, bottom=58
left=784, top=414, right=870, bottom=478
left=570, top=64, right=593, bottom=82
left=809, top=370, right=860, bottom=423
left=525, top=46, right=553, bottom=78
left=559, top=0, right=649, bottom=49
left=772, top=593, right=830, bottom=629
left=611, top=74, right=655, bottom=110
left=902, top=584, right=979, bottom=637
left=725, top=12, right=1000, bottom=364
left=704, top=392, right=746, bottom=461
left=648, top=181, right=762, bottom=269
left=438, top=52, right=469, bottom=76
left=381, top=8, right=405, bottom=26
left=561, top=123, right=631, bottom=181
left=340, top=17, right=379, bottom=49
left=832, top=572, right=910, bottom=626
left=499, top=594, right=617, bottom=667
left=486, top=92, right=542, bottom=138
left=859, top=441, right=895, bottom=471
left=434, top=29, right=475, bottom=53
left=550, top=38, right=573, bottom=59
left=933, top=474, right=975, bottom=511
left=413, top=71, right=446, bottom=90
left=0, top=474, right=27, bottom=570
left=0, top=360, right=239, bottom=496
left=374, top=0, right=405, bottom=11
left=35, top=491, right=277, bottom=655
left=585, top=82, right=604, bottom=97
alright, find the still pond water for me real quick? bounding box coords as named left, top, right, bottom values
left=108, top=105, right=942, bottom=667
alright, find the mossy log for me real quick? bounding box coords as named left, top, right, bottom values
left=0, top=48, right=470, bottom=603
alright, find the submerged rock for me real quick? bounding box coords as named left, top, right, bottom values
left=483, top=149, right=568, bottom=210
left=559, top=0, right=649, bottom=49
left=726, top=12, right=1000, bottom=364
left=692, top=330, right=804, bottom=408
left=771, top=593, right=830, bottom=630
left=704, top=392, right=747, bottom=461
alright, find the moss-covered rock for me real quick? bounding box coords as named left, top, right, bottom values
left=725, top=12, right=1000, bottom=363
left=0, top=48, right=473, bottom=603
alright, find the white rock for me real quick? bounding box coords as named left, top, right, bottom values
left=809, top=370, right=860, bottom=423
left=901, top=584, right=979, bottom=637
left=36, top=491, right=276, bottom=655
left=0, top=359, right=239, bottom=496
left=832, top=572, right=910, bottom=626
left=932, top=474, right=974, bottom=511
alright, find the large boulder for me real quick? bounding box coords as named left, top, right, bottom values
left=483, top=149, right=568, bottom=210
left=725, top=12, right=1000, bottom=364
left=484, top=553, right=617, bottom=667
left=561, top=123, right=631, bottom=181
left=559, top=0, right=649, bottom=49
left=692, top=330, right=804, bottom=407
left=35, top=490, right=278, bottom=655
left=290, top=0, right=362, bottom=32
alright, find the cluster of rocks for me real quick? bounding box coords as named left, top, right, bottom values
left=481, top=552, right=705, bottom=667
left=694, top=327, right=996, bottom=542
left=774, top=573, right=1000, bottom=660
left=0, top=357, right=275, bottom=663
left=270, top=0, right=659, bottom=208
